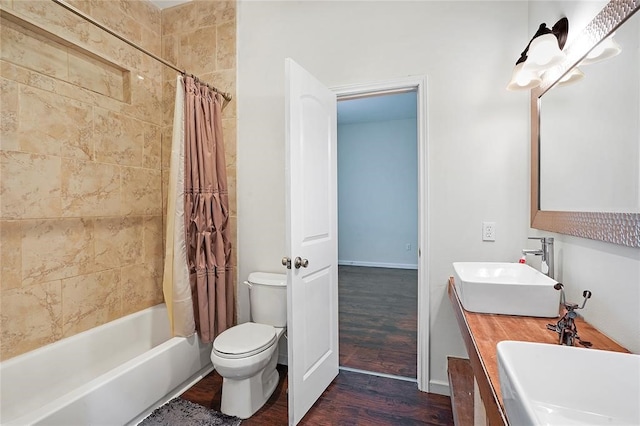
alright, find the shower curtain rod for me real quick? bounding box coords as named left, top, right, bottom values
left=50, top=0, right=233, bottom=103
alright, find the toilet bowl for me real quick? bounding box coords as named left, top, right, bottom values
left=211, top=272, right=287, bottom=419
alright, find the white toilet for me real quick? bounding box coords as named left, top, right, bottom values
left=211, top=272, right=287, bottom=419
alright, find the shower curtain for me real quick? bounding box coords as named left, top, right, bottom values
left=163, top=75, right=233, bottom=342
left=163, top=75, right=195, bottom=337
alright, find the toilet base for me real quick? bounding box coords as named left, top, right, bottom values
left=220, top=353, right=280, bottom=419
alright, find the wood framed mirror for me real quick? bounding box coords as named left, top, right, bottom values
left=531, top=0, right=640, bottom=248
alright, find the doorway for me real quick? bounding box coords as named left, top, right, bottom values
left=337, top=91, right=418, bottom=380
left=333, top=78, right=428, bottom=390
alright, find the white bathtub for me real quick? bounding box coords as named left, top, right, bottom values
left=0, top=304, right=213, bottom=426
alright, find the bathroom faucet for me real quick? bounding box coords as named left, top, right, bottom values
left=522, top=236, right=554, bottom=279
left=546, top=283, right=592, bottom=347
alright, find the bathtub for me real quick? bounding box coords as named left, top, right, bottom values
left=0, top=304, right=213, bottom=425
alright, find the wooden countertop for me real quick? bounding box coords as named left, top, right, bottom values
left=448, top=277, right=629, bottom=426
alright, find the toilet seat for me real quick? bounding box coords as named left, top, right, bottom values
left=213, top=322, right=276, bottom=359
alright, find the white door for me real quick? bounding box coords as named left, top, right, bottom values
left=285, top=58, right=339, bottom=425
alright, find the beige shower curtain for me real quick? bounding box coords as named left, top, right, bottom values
left=183, top=76, right=233, bottom=343
left=163, top=75, right=195, bottom=337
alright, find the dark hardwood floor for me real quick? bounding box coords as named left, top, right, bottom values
left=339, top=265, right=417, bottom=378
left=181, top=364, right=454, bottom=425
left=178, top=265, right=447, bottom=424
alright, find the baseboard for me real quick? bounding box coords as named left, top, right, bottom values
left=429, top=379, right=451, bottom=396
left=338, top=260, right=418, bottom=270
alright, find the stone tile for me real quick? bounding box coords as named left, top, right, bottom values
left=0, top=17, right=68, bottom=81
left=122, top=0, right=161, bottom=36
left=143, top=122, right=162, bottom=170
left=194, top=1, right=235, bottom=27
left=161, top=125, right=173, bottom=170
left=11, top=0, right=86, bottom=39
left=0, top=77, right=19, bottom=152
left=88, top=0, right=143, bottom=47
left=216, top=21, right=235, bottom=70
left=0, top=151, right=61, bottom=219
left=1, top=60, right=99, bottom=108
left=21, top=218, right=94, bottom=286
left=0, top=281, right=62, bottom=361
left=94, top=107, right=143, bottom=166
left=94, top=216, right=143, bottom=270
left=19, top=85, right=93, bottom=159
left=143, top=215, right=164, bottom=263
left=211, top=1, right=236, bottom=24
left=0, top=220, right=22, bottom=291
left=162, top=34, right=179, bottom=69
left=162, top=78, right=177, bottom=128
left=125, top=75, right=162, bottom=125
left=161, top=2, right=197, bottom=36
left=228, top=214, right=237, bottom=270
left=179, top=26, right=217, bottom=76
left=65, top=0, right=91, bottom=14
left=140, top=26, right=162, bottom=57
left=227, top=166, right=236, bottom=217
left=68, top=49, right=127, bottom=102
left=162, top=168, right=169, bottom=225
left=121, top=259, right=163, bottom=316
left=200, top=69, right=235, bottom=119
left=222, top=118, right=236, bottom=168
left=121, top=166, right=162, bottom=216
left=61, top=158, right=121, bottom=217
left=62, top=269, right=121, bottom=337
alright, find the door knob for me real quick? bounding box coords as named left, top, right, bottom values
left=282, top=257, right=291, bottom=269
left=294, top=257, right=309, bottom=269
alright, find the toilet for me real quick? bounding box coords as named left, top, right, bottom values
left=211, top=272, right=287, bottom=419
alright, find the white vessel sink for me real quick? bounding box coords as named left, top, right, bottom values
left=497, top=341, right=640, bottom=426
left=452, top=262, right=559, bottom=317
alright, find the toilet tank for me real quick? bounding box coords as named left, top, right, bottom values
left=247, top=272, right=287, bottom=327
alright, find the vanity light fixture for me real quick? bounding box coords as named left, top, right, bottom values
left=580, top=34, right=622, bottom=65
left=507, top=17, right=569, bottom=91
left=557, top=67, right=585, bottom=86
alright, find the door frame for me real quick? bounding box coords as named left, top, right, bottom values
left=332, top=76, right=430, bottom=392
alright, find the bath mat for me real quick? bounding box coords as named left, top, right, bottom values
left=138, top=398, right=241, bottom=426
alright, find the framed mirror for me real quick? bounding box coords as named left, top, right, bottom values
left=531, top=0, right=640, bottom=248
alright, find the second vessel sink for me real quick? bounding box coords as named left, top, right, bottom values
left=497, top=341, right=640, bottom=426
left=452, top=262, right=559, bottom=317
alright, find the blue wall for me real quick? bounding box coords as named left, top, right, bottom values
left=338, top=117, right=418, bottom=269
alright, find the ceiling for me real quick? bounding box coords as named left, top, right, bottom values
left=337, top=91, right=418, bottom=125
left=149, top=0, right=191, bottom=9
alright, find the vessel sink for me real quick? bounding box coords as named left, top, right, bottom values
left=452, top=262, right=559, bottom=317
left=497, top=341, right=640, bottom=426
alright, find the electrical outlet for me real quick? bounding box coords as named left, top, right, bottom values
left=482, top=222, right=496, bottom=241
left=406, top=244, right=411, bottom=251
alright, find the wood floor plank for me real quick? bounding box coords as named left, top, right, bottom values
left=180, top=365, right=454, bottom=425
left=339, top=266, right=418, bottom=378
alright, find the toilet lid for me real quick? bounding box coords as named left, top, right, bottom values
left=213, top=322, right=276, bottom=359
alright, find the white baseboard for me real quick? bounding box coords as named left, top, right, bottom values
left=338, top=260, right=418, bottom=270
left=429, top=379, right=450, bottom=396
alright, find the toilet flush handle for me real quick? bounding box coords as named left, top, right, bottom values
left=294, top=257, right=309, bottom=269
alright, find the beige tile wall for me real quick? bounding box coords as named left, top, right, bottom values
left=0, top=0, right=167, bottom=361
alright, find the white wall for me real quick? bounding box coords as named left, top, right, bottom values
left=237, top=0, right=531, bottom=391
left=338, top=118, right=418, bottom=269
left=528, top=1, right=640, bottom=354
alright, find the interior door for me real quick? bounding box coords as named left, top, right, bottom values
left=285, top=58, right=339, bottom=425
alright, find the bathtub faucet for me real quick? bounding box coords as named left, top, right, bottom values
left=522, top=236, right=554, bottom=279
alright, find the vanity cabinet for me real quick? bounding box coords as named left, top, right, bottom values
left=447, top=277, right=629, bottom=426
